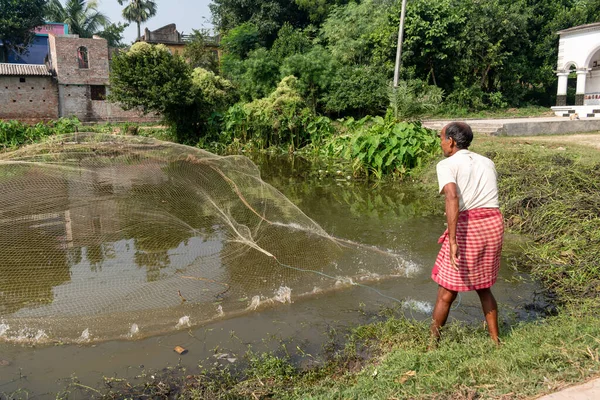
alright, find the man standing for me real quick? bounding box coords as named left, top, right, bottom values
left=430, top=122, right=504, bottom=345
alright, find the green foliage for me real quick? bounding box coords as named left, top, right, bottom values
left=191, top=67, right=239, bottom=141
left=46, top=0, right=109, bottom=38
left=323, top=116, right=440, bottom=178
left=320, top=0, right=392, bottom=65
left=270, top=22, right=313, bottom=62
left=388, top=80, right=444, bottom=120
left=237, top=48, right=280, bottom=100
left=224, top=76, right=312, bottom=150
left=95, top=22, right=128, bottom=47
left=323, top=65, right=389, bottom=117
left=220, top=22, right=261, bottom=59
left=110, top=42, right=236, bottom=143
left=117, top=0, right=157, bottom=40
left=210, top=0, right=308, bottom=46
left=295, top=0, right=351, bottom=23
left=0, top=0, right=47, bottom=58
left=183, top=29, right=219, bottom=73
left=281, top=45, right=334, bottom=113
left=0, top=118, right=80, bottom=150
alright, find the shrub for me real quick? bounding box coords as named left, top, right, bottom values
left=323, top=115, right=440, bottom=178
left=224, top=76, right=312, bottom=151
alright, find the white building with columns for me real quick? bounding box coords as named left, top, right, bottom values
left=552, top=22, right=600, bottom=118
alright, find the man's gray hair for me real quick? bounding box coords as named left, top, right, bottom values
left=445, top=122, right=473, bottom=149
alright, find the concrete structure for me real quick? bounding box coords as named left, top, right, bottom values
left=424, top=116, right=600, bottom=136
left=141, top=23, right=221, bottom=60
left=537, top=377, right=600, bottom=400
left=1, top=34, right=158, bottom=123
left=552, top=22, right=600, bottom=118
left=0, top=64, right=59, bottom=123
left=1, top=23, right=68, bottom=65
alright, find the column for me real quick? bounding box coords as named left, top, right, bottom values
left=575, top=70, right=587, bottom=106
left=556, top=72, right=569, bottom=106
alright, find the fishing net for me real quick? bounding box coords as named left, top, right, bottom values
left=0, top=133, right=416, bottom=343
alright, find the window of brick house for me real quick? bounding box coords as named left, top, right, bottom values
left=78, top=46, right=89, bottom=68
left=90, top=85, right=106, bottom=100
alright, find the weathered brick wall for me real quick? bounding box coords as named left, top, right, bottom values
left=48, top=35, right=160, bottom=123
left=0, top=76, right=59, bottom=122
left=59, top=84, right=159, bottom=122
left=49, top=35, right=110, bottom=85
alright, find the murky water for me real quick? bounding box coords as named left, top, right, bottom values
left=0, top=155, right=541, bottom=398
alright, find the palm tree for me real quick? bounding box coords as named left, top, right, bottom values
left=46, top=0, right=109, bottom=38
left=117, top=0, right=157, bottom=41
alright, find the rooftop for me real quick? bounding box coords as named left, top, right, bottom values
left=557, top=22, right=600, bottom=35
left=0, top=63, right=51, bottom=76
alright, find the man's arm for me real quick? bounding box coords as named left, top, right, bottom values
left=442, top=182, right=460, bottom=270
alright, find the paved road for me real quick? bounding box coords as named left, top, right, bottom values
left=536, top=377, right=600, bottom=399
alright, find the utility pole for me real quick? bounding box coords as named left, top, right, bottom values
left=393, top=0, right=408, bottom=88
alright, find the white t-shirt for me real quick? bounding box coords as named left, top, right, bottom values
left=436, top=149, right=499, bottom=211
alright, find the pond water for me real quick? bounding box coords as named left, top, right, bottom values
left=0, top=154, right=542, bottom=398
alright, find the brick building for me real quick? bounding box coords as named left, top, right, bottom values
left=0, top=33, right=158, bottom=123
left=0, top=64, right=59, bottom=124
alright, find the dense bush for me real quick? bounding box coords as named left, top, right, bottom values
left=223, top=76, right=312, bottom=150
left=109, top=43, right=237, bottom=144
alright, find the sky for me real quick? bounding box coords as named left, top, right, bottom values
left=98, top=0, right=214, bottom=44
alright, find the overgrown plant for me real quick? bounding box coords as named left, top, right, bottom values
left=388, top=80, right=443, bottom=120
left=223, top=76, right=313, bottom=151
left=322, top=116, right=440, bottom=178
left=0, top=118, right=80, bottom=150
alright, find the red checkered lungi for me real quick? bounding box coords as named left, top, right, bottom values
left=432, top=208, right=504, bottom=292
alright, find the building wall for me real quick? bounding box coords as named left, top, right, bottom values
left=58, top=84, right=159, bottom=122
left=7, top=36, right=50, bottom=65
left=0, top=75, right=58, bottom=122
left=49, top=34, right=110, bottom=86
left=588, top=70, right=600, bottom=93
left=558, top=28, right=600, bottom=70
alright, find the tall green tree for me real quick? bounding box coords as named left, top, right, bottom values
left=46, top=0, right=109, bottom=38
left=0, top=0, right=47, bottom=60
left=117, top=0, right=157, bottom=41
left=96, top=22, right=128, bottom=47
left=210, top=0, right=309, bottom=46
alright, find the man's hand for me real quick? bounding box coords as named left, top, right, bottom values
left=449, top=241, right=460, bottom=270
left=442, top=182, right=460, bottom=271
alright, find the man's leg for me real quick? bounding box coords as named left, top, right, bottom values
left=430, top=285, right=458, bottom=340
left=476, top=288, right=499, bottom=344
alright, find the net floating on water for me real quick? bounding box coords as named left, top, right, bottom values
left=0, top=133, right=415, bottom=344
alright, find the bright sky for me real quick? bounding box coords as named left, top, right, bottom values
left=97, top=0, right=214, bottom=45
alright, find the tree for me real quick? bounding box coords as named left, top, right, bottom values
left=270, top=22, right=312, bottom=62
left=210, top=0, right=308, bottom=46
left=109, top=42, right=237, bottom=143
left=183, top=29, right=219, bottom=73
left=0, top=0, right=47, bottom=60
left=46, top=0, right=109, bottom=38
left=281, top=45, right=334, bottom=113
left=96, top=22, right=128, bottom=47
left=109, top=43, right=194, bottom=141
left=117, top=0, right=157, bottom=41
left=294, top=0, right=350, bottom=24
left=320, top=0, right=392, bottom=65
